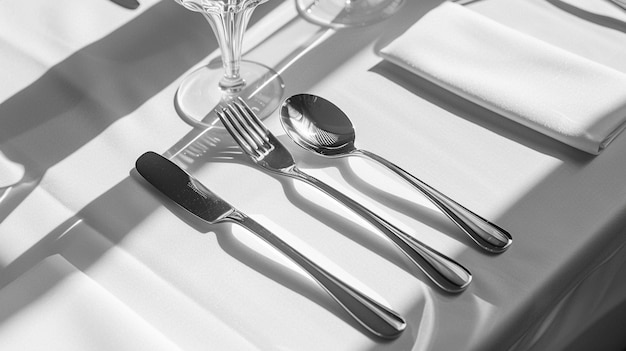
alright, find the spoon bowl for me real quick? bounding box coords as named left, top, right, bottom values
left=280, top=94, right=357, bottom=156
left=280, top=93, right=512, bottom=253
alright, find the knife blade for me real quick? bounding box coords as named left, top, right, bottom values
left=136, top=151, right=234, bottom=223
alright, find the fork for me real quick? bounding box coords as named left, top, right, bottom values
left=216, top=99, right=472, bottom=293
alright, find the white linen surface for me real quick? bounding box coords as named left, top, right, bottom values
left=379, top=1, right=626, bottom=155
left=1, top=0, right=626, bottom=350
left=0, top=255, right=180, bottom=350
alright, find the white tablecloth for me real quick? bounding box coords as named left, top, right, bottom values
left=1, top=0, right=626, bottom=350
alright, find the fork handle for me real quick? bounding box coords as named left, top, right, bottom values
left=226, top=210, right=406, bottom=339
left=288, top=167, right=472, bottom=293
left=354, top=149, right=512, bottom=253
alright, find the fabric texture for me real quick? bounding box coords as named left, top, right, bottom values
left=380, top=2, right=626, bottom=154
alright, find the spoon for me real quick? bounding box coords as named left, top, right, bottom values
left=279, top=94, right=512, bottom=253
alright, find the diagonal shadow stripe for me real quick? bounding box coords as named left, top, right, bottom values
left=0, top=0, right=282, bottom=223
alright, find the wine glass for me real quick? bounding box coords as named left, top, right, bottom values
left=295, top=0, right=405, bottom=28
left=174, top=0, right=284, bottom=127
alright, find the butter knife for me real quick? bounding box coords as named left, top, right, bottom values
left=135, top=151, right=406, bottom=339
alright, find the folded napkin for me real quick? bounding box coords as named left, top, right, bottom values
left=379, top=2, right=626, bottom=154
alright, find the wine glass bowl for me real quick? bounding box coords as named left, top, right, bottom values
left=174, top=0, right=284, bottom=127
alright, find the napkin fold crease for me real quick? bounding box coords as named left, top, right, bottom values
left=379, top=2, right=626, bottom=154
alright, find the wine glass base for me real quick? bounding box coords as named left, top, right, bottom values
left=175, top=60, right=285, bottom=128
left=295, top=0, right=405, bottom=28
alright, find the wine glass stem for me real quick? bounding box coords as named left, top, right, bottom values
left=202, top=6, right=256, bottom=93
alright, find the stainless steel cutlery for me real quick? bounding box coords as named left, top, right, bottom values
left=134, top=93, right=519, bottom=335
left=280, top=94, right=512, bottom=253
left=215, top=98, right=472, bottom=293
left=136, top=151, right=407, bottom=339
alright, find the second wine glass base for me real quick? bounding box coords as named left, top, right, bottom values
left=296, top=0, right=405, bottom=28
left=175, top=60, right=285, bottom=129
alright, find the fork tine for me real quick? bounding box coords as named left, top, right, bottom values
left=221, top=107, right=261, bottom=152
left=216, top=107, right=261, bottom=158
left=226, top=103, right=268, bottom=148
left=234, top=98, right=271, bottom=141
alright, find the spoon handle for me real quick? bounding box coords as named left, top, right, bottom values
left=287, top=167, right=472, bottom=293
left=225, top=210, right=407, bottom=339
left=354, top=149, right=512, bottom=253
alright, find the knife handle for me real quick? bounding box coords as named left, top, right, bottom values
left=225, top=210, right=406, bottom=339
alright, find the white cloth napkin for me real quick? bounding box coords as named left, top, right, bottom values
left=379, top=1, right=626, bottom=155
